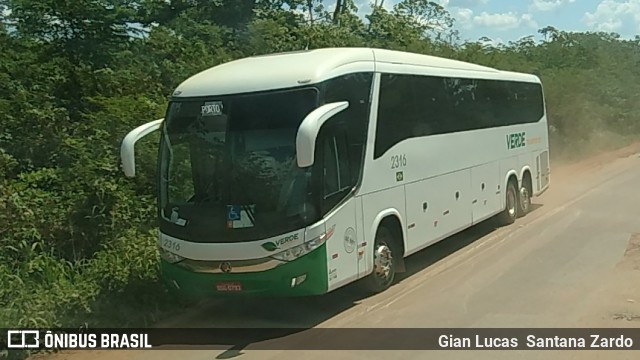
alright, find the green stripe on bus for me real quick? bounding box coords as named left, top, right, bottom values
left=160, top=244, right=328, bottom=299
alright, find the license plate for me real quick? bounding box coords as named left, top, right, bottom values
left=216, top=282, right=242, bottom=292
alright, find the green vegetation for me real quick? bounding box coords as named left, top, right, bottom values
left=1, top=0, right=640, bottom=331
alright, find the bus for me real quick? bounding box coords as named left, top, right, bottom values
left=120, top=47, right=550, bottom=299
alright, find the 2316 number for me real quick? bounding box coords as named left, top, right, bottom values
left=162, top=238, right=181, bottom=252
left=391, top=154, right=407, bottom=169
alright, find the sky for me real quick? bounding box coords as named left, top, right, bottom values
left=352, top=0, right=640, bottom=44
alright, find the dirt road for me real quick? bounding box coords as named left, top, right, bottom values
left=35, top=144, right=640, bottom=360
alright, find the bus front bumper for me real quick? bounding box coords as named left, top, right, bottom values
left=160, top=245, right=328, bottom=299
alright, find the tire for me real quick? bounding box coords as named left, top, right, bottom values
left=517, top=181, right=531, bottom=218
left=498, top=180, right=518, bottom=225
left=362, top=226, right=397, bottom=293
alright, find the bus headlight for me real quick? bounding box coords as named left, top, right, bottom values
left=270, top=234, right=328, bottom=262
left=160, top=247, right=185, bottom=264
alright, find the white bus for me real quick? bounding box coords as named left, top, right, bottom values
left=121, top=47, right=550, bottom=298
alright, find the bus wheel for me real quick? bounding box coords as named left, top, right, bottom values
left=518, top=184, right=531, bottom=217
left=498, top=180, right=518, bottom=225
left=363, top=226, right=396, bottom=293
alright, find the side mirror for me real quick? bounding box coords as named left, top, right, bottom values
left=296, top=101, right=349, bottom=168
left=121, top=118, right=163, bottom=178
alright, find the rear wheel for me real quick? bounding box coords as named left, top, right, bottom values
left=498, top=180, right=518, bottom=225
left=363, top=226, right=396, bottom=293
left=517, top=182, right=531, bottom=217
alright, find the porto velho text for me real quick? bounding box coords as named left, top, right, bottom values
left=438, top=334, right=634, bottom=349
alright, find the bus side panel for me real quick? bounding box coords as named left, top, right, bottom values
left=500, top=156, right=519, bottom=192
left=324, top=197, right=361, bottom=292
left=519, top=152, right=535, bottom=188
left=405, top=169, right=472, bottom=255
left=534, top=149, right=550, bottom=195
left=404, top=179, right=430, bottom=251
left=360, top=185, right=407, bottom=277
left=470, top=161, right=502, bottom=224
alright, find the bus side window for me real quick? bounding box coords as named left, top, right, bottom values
left=321, top=129, right=351, bottom=213
left=323, top=135, right=339, bottom=196
left=323, top=72, right=372, bottom=186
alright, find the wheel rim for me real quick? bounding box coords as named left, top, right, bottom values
left=520, top=186, right=530, bottom=213
left=373, top=242, right=394, bottom=287
left=507, top=187, right=517, bottom=217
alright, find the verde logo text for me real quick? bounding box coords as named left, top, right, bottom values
left=261, top=233, right=299, bottom=252
left=507, top=132, right=526, bottom=150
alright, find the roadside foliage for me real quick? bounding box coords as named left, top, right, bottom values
left=1, top=0, right=640, bottom=333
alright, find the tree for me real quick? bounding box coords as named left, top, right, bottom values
left=538, top=25, right=559, bottom=42
left=392, top=0, right=456, bottom=42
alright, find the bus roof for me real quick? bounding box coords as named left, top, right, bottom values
left=172, top=47, right=541, bottom=98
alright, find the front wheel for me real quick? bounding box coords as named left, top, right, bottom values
left=362, top=226, right=397, bottom=293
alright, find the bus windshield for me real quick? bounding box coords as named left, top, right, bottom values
left=158, top=88, right=320, bottom=243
